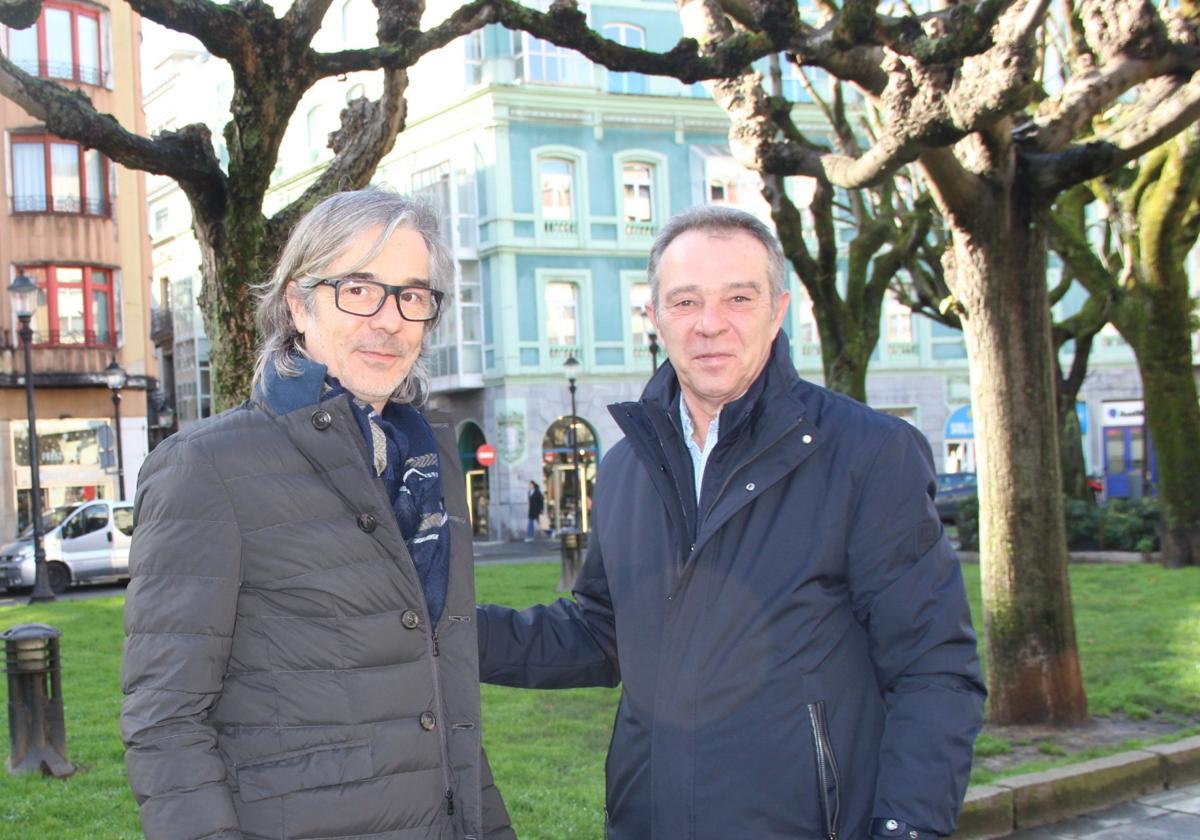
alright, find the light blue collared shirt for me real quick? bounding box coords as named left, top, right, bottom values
left=680, top=398, right=720, bottom=502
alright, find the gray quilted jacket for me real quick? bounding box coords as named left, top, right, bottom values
left=121, top=362, right=514, bottom=840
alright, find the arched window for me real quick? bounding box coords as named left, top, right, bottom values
left=602, top=23, right=646, bottom=94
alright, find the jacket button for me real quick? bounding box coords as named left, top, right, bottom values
left=311, top=409, right=332, bottom=430
left=419, top=711, right=437, bottom=731
left=401, top=609, right=420, bottom=629
left=745, top=482, right=756, bottom=491
left=802, top=433, right=813, bottom=444
left=357, top=513, right=377, bottom=533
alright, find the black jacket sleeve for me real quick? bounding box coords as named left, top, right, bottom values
left=477, top=535, right=620, bottom=689
left=846, top=423, right=986, bottom=837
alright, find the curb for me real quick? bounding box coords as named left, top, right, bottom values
left=950, top=735, right=1200, bottom=838
left=956, top=551, right=1159, bottom=565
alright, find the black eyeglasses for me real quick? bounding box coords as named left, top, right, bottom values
left=316, top=278, right=444, bottom=322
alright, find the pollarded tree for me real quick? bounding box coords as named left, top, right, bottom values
left=1049, top=130, right=1200, bottom=567
left=671, top=0, right=1200, bottom=724
left=0, top=0, right=774, bottom=408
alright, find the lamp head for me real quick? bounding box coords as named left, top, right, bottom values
left=563, top=355, right=581, bottom=383
left=8, top=272, right=39, bottom=320
left=104, top=358, right=127, bottom=391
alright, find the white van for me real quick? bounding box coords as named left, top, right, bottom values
left=0, top=500, right=134, bottom=594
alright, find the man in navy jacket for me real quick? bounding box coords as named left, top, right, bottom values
left=479, top=206, right=985, bottom=839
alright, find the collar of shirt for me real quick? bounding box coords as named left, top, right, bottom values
left=679, top=398, right=720, bottom=503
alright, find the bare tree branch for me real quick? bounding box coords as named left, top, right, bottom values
left=125, top=0, right=255, bottom=66
left=281, top=0, right=339, bottom=47
left=1021, top=43, right=1200, bottom=152
left=267, top=68, right=409, bottom=246
left=1024, top=69, right=1200, bottom=192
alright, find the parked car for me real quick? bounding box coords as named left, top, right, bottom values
left=935, top=472, right=977, bottom=524
left=0, top=499, right=134, bottom=594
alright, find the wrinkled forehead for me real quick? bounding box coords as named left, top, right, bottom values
left=657, top=229, right=772, bottom=288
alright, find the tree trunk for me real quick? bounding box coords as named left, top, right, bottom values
left=1131, top=283, right=1200, bottom=566
left=1123, top=132, right=1200, bottom=567
left=1059, top=404, right=1092, bottom=504
left=928, top=154, right=1088, bottom=724
left=1056, top=332, right=1097, bottom=505
left=823, top=344, right=870, bottom=402
left=192, top=196, right=272, bottom=410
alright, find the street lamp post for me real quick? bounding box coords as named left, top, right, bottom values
left=563, top=355, right=581, bottom=528
left=8, top=272, right=55, bottom=603
left=103, top=359, right=128, bottom=500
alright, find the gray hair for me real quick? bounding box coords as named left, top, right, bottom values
left=253, top=188, right=453, bottom=404
left=646, top=205, right=787, bottom=310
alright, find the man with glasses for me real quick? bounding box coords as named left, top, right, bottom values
left=121, top=190, right=515, bottom=840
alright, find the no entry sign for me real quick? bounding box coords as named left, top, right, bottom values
left=475, top=443, right=497, bottom=467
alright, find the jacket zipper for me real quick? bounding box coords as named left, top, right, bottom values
left=428, top=624, right=455, bottom=818
left=807, top=701, right=841, bottom=840
left=625, top=408, right=695, bottom=577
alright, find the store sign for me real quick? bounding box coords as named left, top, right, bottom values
left=1103, top=400, right=1144, bottom=428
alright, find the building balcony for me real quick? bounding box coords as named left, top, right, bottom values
left=623, top=221, right=657, bottom=238
left=547, top=343, right=581, bottom=362
left=0, top=330, right=126, bottom=379
left=11, top=194, right=112, bottom=217
left=542, top=219, right=577, bottom=236
left=151, top=308, right=175, bottom=346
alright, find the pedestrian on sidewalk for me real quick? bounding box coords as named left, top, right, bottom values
left=477, top=205, right=985, bottom=840
left=121, top=189, right=513, bottom=840
left=526, top=480, right=545, bottom=541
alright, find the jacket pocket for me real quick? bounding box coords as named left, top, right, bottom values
left=235, top=739, right=373, bottom=803
left=807, top=701, right=842, bottom=840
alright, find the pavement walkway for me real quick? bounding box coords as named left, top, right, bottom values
left=1005, top=784, right=1200, bottom=838
left=472, top=537, right=561, bottom=564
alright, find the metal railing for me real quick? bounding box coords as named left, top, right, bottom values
left=12, top=58, right=107, bottom=86
left=623, top=221, right=657, bottom=237
left=150, top=309, right=174, bottom=343
left=543, top=220, right=577, bottom=236
left=32, top=329, right=117, bottom=348
left=12, top=194, right=111, bottom=216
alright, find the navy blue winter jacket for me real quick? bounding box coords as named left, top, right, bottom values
left=478, top=333, right=986, bottom=839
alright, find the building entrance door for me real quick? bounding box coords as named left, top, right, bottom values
left=465, top=469, right=488, bottom=537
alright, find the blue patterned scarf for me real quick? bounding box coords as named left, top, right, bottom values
left=324, top=378, right=450, bottom=625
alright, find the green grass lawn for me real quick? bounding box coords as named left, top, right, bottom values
left=0, top=562, right=1196, bottom=839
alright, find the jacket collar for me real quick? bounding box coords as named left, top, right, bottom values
left=255, top=355, right=330, bottom=417
left=637, top=330, right=806, bottom=437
